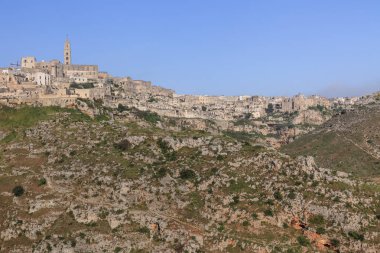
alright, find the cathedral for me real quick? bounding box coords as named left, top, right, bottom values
left=20, top=38, right=98, bottom=80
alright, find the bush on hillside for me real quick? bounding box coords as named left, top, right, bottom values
left=179, top=169, right=196, bottom=180
left=114, top=139, right=131, bottom=151
left=12, top=185, right=24, bottom=197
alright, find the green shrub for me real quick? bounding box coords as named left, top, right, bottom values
left=86, top=221, right=97, bottom=227
left=114, top=139, right=131, bottom=151
left=330, top=238, right=340, bottom=247
left=316, top=227, right=325, bottom=234
left=210, top=167, right=218, bottom=174
left=274, top=191, right=283, bottom=201
left=288, top=191, right=296, bottom=199
left=348, top=231, right=364, bottom=241
left=134, top=109, right=160, bottom=124
left=180, top=169, right=196, bottom=180
left=266, top=103, right=274, bottom=114
left=38, top=178, right=47, bottom=186
left=223, top=131, right=262, bottom=142
left=266, top=199, right=274, bottom=205
left=156, top=167, right=167, bottom=178
left=232, top=195, right=240, bottom=205
left=297, top=235, right=310, bottom=246
left=147, top=97, right=158, bottom=103
left=157, top=138, right=171, bottom=153
left=98, top=209, right=109, bottom=219
left=94, top=98, right=103, bottom=107
left=311, top=181, right=319, bottom=187
left=264, top=209, right=273, bottom=217
left=309, top=214, right=325, bottom=226
left=216, top=155, right=224, bottom=161
left=165, top=151, right=177, bottom=161
left=12, top=185, right=24, bottom=197
left=117, top=104, right=129, bottom=112
left=137, top=226, right=150, bottom=235
left=95, top=114, right=110, bottom=122
left=308, top=104, right=325, bottom=112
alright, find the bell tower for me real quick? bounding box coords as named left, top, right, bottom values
left=64, top=36, right=71, bottom=65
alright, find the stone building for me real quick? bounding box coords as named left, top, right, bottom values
left=71, top=76, right=89, bottom=83
left=34, top=60, right=64, bottom=78
left=0, top=69, right=27, bottom=86
left=73, top=87, right=110, bottom=100
left=0, top=69, right=14, bottom=85
left=21, top=57, right=37, bottom=68
left=98, top=72, right=110, bottom=79
left=63, top=64, right=98, bottom=79
left=31, top=72, right=51, bottom=86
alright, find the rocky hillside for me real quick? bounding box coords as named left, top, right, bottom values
left=281, top=102, right=380, bottom=179
left=0, top=105, right=379, bottom=252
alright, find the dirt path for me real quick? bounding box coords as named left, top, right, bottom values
left=336, top=132, right=380, bottom=160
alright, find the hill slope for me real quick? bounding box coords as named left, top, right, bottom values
left=281, top=103, right=380, bottom=179
left=0, top=106, right=379, bottom=252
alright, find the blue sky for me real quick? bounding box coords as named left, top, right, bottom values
left=1, top=0, right=380, bottom=97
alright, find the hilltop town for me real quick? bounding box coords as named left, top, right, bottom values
left=1, top=39, right=376, bottom=121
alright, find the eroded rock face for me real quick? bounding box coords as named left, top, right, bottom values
left=0, top=108, right=379, bottom=253
left=292, top=109, right=330, bottom=125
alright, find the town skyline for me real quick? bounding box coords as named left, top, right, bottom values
left=4, top=37, right=379, bottom=99
left=1, top=1, right=380, bottom=97
left=1, top=38, right=374, bottom=122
